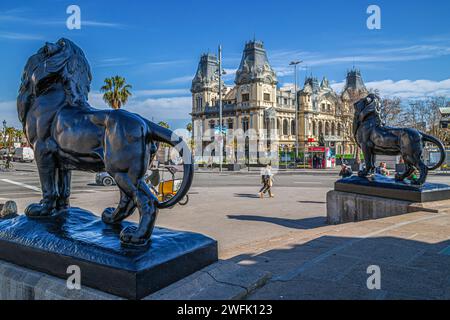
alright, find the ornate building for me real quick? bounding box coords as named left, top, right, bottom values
left=298, top=69, right=368, bottom=156
left=191, top=40, right=368, bottom=162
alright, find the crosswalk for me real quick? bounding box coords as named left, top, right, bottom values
left=0, top=171, right=117, bottom=199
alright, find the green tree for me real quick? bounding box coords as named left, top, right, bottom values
left=100, top=76, right=132, bottom=110
left=186, top=123, right=192, bottom=133
left=158, top=121, right=170, bottom=129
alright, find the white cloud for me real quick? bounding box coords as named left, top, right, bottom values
left=94, top=57, right=131, bottom=68
left=88, top=91, right=192, bottom=121
left=331, top=79, right=450, bottom=99
left=268, top=43, right=450, bottom=72
left=133, top=89, right=190, bottom=97
left=0, top=31, right=43, bottom=41
left=161, top=75, right=194, bottom=85
left=125, top=96, right=192, bottom=121
left=0, top=10, right=124, bottom=29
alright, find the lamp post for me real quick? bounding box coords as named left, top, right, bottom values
left=217, top=45, right=227, bottom=172
left=289, top=60, right=302, bottom=166
left=2, top=120, right=6, bottom=150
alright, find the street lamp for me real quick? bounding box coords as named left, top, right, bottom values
left=289, top=60, right=302, bottom=166
left=2, top=120, right=6, bottom=150
left=217, top=45, right=227, bottom=172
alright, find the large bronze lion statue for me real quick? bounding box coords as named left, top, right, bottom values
left=353, top=93, right=445, bottom=185
left=17, top=38, right=193, bottom=247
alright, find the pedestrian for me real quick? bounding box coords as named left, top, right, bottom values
left=375, top=162, right=390, bottom=176
left=339, top=163, right=353, bottom=178
left=258, top=164, right=274, bottom=198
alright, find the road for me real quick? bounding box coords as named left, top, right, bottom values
left=0, top=162, right=449, bottom=257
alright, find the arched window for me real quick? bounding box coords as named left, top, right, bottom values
left=312, top=121, right=317, bottom=136
left=196, top=96, right=203, bottom=111
left=325, top=122, right=330, bottom=136
left=337, top=123, right=341, bottom=136
left=283, top=119, right=289, bottom=136
left=277, top=119, right=282, bottom=136
left=331, top=123, right=336, bottom=136
left=291, top=120, right=296, bottom=136
left=318, top=122, right=323, bottom=136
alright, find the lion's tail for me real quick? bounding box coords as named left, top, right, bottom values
left=144, top=120, right=194, bottom=209
left=421, top=132, right=446, bottom=170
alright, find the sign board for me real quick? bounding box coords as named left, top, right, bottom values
left=308, top=147, right=326, bottom=152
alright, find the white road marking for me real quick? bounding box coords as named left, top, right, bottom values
left=0, top=179, right=41, bottom=192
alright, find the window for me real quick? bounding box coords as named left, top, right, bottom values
left=284, top=98, right=288, bottom=105
left=227, top=120, right=233, bottom=129
left=321, top=103, right=325, bottom=112
left=291, top=120, right=296, bottom=136
left=196, top=96, right=202, bottom=111
left=209, top=120, right=215, bottom=129
left=242, top=93, right=250, bottom=102
left=264, top=93, right=271, bottom=102
left=242, top=118, right=249, bottom=132
left=283, top=119, right=289, bottom=135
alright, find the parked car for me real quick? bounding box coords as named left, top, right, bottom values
left=95, top=172, right=116, bottom=186
left=12, top=147, right=34, bottom=162
left=0, top=149, right=9, bottom=160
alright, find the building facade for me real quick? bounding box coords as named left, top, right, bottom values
left=191, top=40, right=368, bottom=163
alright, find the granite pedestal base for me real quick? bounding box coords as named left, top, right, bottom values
left=328, top=175, right=450, bottom=224
left=335, top=175, right=450, bottom=202
left=0, top=208, right=218, bottom=299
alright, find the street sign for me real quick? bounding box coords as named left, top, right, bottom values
left=214, top=126, right=227, bottom=135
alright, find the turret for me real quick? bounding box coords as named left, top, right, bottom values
left=235, top=40, right=277, bottom=86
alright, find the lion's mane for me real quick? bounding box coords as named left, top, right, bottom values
left=17, top=38, right=92, bottom=126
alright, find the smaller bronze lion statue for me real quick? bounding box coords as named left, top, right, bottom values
left=353, top=94, right=445, bottom=185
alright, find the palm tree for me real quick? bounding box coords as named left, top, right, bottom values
left=158, top=121, right=170, bottom=129
left=186, top=123, right=192, bottom=133
left=100, top=76, right=132, bottom=109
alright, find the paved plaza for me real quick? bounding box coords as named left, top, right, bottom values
left=1, top=163, right=450, bottom=299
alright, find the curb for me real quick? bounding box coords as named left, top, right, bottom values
left=146, top=260, right=271, bottom=300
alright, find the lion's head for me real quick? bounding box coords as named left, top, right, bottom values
left=17, top=38, right=92, bottom=125
left=353, top=93, right=382, bottom=123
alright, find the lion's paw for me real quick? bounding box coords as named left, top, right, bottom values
left=120, top=226, right=150, bottom=248
left=101, top=207, right=117, bottom=224
left=25, top=203, right=55, bottom=218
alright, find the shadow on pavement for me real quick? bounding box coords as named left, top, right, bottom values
left=227, top=215, right=326, bottom=230
left=298, top=200, right=326, bottom=204
left=234, top=193, right=261, bottom=199
left=229, top=234, right=450, bottom=300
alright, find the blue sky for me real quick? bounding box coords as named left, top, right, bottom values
left=1, top=0, right=450, bottom=129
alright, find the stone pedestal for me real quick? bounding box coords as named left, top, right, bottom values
left=327, top=175, right=450, bottom=225
left=327, top=190, right=412, bottom=224
left=0, top=208, right=218, bottom=299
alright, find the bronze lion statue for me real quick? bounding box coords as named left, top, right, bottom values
left=353, top=93, right=445, bottom=185
left=17, top=38, right=193, bottom=247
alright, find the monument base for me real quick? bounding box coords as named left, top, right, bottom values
left=335, top=175, right=450, bottom=202
left=0, top=208, right=218, bottom=300
left=327, top=190, right=413, bottom=224
left=328, top=175, right=450, bottom=224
